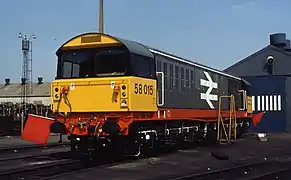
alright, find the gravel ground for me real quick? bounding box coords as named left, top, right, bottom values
left=51, top=133, right=291, bottom=180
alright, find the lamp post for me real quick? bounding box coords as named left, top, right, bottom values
left=18, top=32, right=36, bottom=133
left=99, top=0, right=104, bottom=33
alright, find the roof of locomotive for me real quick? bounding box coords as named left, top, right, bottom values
left=56, top=32, right=154, bottom=59
left=56, top=32, right=247, bottom=83
left=147, top=47, right=243, bottom=81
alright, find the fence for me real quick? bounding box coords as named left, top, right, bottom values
left=0, top=102, right=53, bottom=136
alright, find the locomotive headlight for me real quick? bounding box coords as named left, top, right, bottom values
left=145, top=134, right=150, bottom=140
left=121, top=100, right=127, bottom=107
left=122, top=92, right=126, bottom=97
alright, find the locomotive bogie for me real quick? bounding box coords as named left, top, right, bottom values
left=67, top=118, right=251, bottom=155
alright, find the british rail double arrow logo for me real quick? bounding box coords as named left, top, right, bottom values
left=200, top=71, right=218, bottom=109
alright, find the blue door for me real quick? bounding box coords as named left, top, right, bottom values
left=243, top=76, right=287, bottom=133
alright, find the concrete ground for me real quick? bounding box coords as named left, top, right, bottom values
left=53, top=133, right=291, bottom=180
left=0, top=134, right=69, bottom=148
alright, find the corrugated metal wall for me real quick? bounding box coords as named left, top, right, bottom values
left=0, top=97, right=50, bottom=105
left=242, top=75, right=287, bottom=133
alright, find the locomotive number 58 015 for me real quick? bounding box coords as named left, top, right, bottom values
left=134, top=83, right=154, bottom=95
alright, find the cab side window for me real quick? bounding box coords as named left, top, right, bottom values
left=130, top=53, right=155, bottom=79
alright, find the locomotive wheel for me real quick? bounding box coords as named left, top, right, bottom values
left=70, top=142, right=77, bottom=153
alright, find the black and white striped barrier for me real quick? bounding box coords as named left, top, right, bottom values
left=251, top=95, right=282, bottom=112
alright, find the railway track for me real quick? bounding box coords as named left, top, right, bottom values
left=0, top=142, right=70, bottom=153
left=0, top=158, right=82, bottom=180
left=0, top=142, right=69, bottom=163
left=245, top=168, right=291, bottom=180
left=15, top=153, right=291, bottom=180
left=2, top=136, right=291, bottom=180
left=164, top=158, right=291, bottom=180
left=0, top=149, right=71, bottom=163
left=0, top=154, right=139, bottom=180
left=0, top=139, right=181, bottom=179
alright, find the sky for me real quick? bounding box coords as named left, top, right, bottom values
left=0, top=0, right=290, bottom=83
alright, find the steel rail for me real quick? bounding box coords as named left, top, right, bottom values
left=0, top=158, right=81, bottom=180
left=148, top=154, right=291, bottom=180
left=168, top=161, right=270, bottom=180
left=0, top=142, right=69, bottom=152
left=38, top=157, right=140, bottom=180
left=244, top=168, right=291, bottom=180
left=0, top=149, right=70, bottom=162
left=0, top=153, right=141, bottom=180
left=166, top=161, right=290, bottom=180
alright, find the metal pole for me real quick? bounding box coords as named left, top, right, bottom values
left=99, top=0, right=104, bottom=33
left=21, top=111, right=24, bottom=134
left=18, top=33, right=36, bottom=134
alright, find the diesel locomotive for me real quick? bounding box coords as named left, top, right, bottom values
left=22, top=33, right=262, bottom=155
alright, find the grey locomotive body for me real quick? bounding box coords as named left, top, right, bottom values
left=150, top=49, right=247, bottom=110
